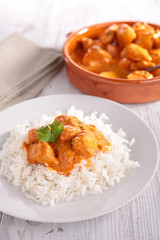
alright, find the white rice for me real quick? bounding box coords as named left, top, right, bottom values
left=0, top=106, right=139, bottom=206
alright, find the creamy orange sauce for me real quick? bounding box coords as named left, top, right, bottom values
left=23, top=115, right=112, bottom=176
left=71, top=22, right=160, bottom=79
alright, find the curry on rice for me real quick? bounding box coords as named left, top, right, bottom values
left=23, top=115, right=112, bottom=175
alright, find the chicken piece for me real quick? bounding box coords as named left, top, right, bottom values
left=133, top=22, right=154, bottom=49
left=55, top=115, right=79, bottom=127
left=129, top=60, right=155, bottom=72
left=99, top=24, right=118, bottom=44
left=149, top=49, right=160, bottom=64
left=24, top=141, right=58, bottom=166
left=133, top=22, right=155, bottom=35
left=72, top=130, right=97, bottom=158
left=127, top=70, right=153, bottom=80
left=116, top=24, right=136, bottom=48
left=54, top=115, right=73, bottom=125
left=56, top=141, right=75, bottom=172
left=126, top=43, right=152, bottom=61
left=81, top=37, right=103, bottom=52
left=118, top=57, right=132, bottom=70
left=82, top=45, right=112, bottom=65
left=106, top=44, right=120, bottom=58
left=151, top=68, right=160, bottom=77
left=134, top=32, right=153, bottom=50
left=134, top=30, right=154, bottom=50
left=60, top=125, right=81, bottom=141
left=136, top=60, right=155, bottom=70
left=153, top=29, right=160, bottom=48
left=100, top=71, right=120, bottom=78
left=87, top=125, right=112, bottom=152
left=55, top=115, right=86, bottom=132
left=82, top=45, right=112, bottom=73
left=28, top=128, right=39, bottom=143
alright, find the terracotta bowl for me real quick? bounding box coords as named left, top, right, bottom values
left=63, top=21, right=160, bottom=103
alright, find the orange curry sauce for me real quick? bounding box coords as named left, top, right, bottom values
left=23, top=115, right=112, bottom=176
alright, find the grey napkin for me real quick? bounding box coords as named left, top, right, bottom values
left=0, top=33, right=64, bottom=111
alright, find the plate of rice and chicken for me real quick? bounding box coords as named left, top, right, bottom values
left=0, top=95, right=158, bottom=222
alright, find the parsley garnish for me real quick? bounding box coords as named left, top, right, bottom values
left=36, top=120, right=64, bottom=143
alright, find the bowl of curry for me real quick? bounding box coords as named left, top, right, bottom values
left=63, top=21, right=160, bottom=103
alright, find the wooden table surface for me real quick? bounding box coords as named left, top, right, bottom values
left=0, top=0, right=160, bottom=239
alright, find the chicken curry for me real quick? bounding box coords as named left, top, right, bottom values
left=23, top=115, right=111, bottom=175
left=71, top=22, right=160, bottom=79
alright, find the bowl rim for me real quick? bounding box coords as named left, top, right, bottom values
left=63, top=20, right=160, bottom=84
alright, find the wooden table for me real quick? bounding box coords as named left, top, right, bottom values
left=0, top=0, right=160, bottom=239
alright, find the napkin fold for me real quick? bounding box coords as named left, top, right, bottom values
left=0, top=33, right=64, bottom=111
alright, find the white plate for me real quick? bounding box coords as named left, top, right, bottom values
left=0, top=94, right=159, bottom=223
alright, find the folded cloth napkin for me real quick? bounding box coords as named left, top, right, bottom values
left=0, top=33, right=64, bottom=111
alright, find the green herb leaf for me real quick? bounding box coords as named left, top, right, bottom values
left=36, top=120, right=64, bottom=143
